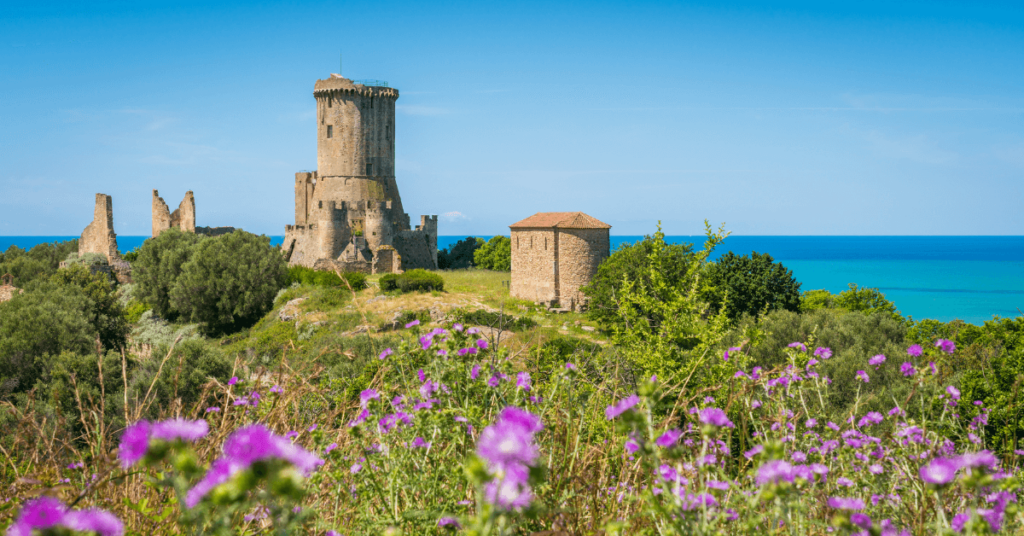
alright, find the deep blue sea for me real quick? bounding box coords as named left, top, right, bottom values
left=3, top=235, right=1022, bottom=325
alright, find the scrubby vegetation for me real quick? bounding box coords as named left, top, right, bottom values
left=3, top=225, right=1024, bottom=535
left=473, top=236, right=511, bottom=271
left=288, top=265, right=368, bottom=291
left=438, top=237, right=484, bottom=270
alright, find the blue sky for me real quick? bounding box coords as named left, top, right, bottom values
left=1, top=1, right=1022, bottom=236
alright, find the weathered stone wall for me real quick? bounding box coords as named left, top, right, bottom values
left=510, top=229, right=557, bottom=304
left=152, top=190, right=196, bottom=237
left=373, top=245, right=401, bottom=274
left=0, top=275, right=22, bottom=303
left=80, top=194, right=119, bottom=263
left=556, top=228, right=610, bottom=310
left=394, top=226, right=438, bottom=270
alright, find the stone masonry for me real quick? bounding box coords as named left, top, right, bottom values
left=152, top=190, right=196, bottom=237
left=509, top=212, right=611, bottom=311
left=0, top=274, right=22, bottom=303
left=79, top=193, right=120, bottom=263
left=283, top=74, right=438, bottom=274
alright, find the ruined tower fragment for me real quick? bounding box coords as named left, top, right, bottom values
left=152, top=190, right=196, bottom=237
left=79, top=193, right=120, bottom=263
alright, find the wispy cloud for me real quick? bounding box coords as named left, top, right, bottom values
left=440, top=211, right=469, bottom=223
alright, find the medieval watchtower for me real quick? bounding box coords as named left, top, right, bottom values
left=285, top=74, right=437, bottom=273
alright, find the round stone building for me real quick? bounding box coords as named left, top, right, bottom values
left=509, top=212, right=611, bottom=311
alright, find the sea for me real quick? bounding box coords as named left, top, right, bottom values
left=3, top=235, right=1022, bottom=325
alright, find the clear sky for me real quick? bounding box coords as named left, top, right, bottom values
left=1, top=1, right=1022, bottom=237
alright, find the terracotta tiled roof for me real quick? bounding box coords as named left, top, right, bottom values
left=509, top=212, right=611, bottom=229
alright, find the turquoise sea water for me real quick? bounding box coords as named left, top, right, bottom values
left=3, top=235, right=1022, bottom=325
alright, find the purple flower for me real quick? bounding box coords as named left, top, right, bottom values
left=411, top=437, right=431, bottom=449
left=868, top=354, right=886, bottom=366
left=516, top=372, right=531, bottom=391
left=919, top=457, right=959, bottom=485
left=453, top=323, right=464, bottom=332
left=9, top=496, right=67, bottom=533
left=405, top=319, right=420, bottom=328
left=900, top=362, right=916, bottom=377
left=269, top=385, right=283, bottom=394
left=907, top=344, right=922, bottom=357
left=837, top=477, right=854, bottom=487
left=477, top=339, right=489, bottom=350
left=805, top=418, right=817, bottom=429
left=565, top=362, right=577, bottom=371
left=788, top=342, right=807, bottom=352
left=791, top=451, right=807, bottom=463
left=459, top=347, right=478, bottom=357
left=655, top=429, right=682, bottom=447
left=959, top=450, right=998, bottom=470
left=118, top=421, right=152, bottom=468
left=744, top=445, right=764, bottom=459
left=929, top=361, right=938, bottom=375
left=723, top=346, right=741, bottom=361
left=64, top=509, right=125, bottom=536
left=471, top=364, right=481, bottom=379
left=324, top=442, right=338, bottom=455
left=755, top=460, right=795, bottom=485
left=360, top=389, right=379, bottom=407
left=699, top=407, right=735, bottom=428
left=935, top=339, right=956, bottom=354
left=850, top=513, right=872, bottom=530
left=349, top=408, right=370, bottom=427
left=856, top=370, right=869, bottom=383
left=946, top=385, right=961, bottom=400
left=228, top=376, right=239, bottom=386
left=487, top=375, right=501, bottom=388
left=814, top=347, right=832, bottom=359
left=828, top=496, right=865, bottom=510
left=438, top=517, right=462, bottom=529
left=379, top=348, right=394, bottom=360
left=420, top=336, right=433, bottom=351
left=952, top=513, right=970, bottom=533
left=205, top=406, right=221, bottom=413
left=350, top=462, right=362, bottom=474
left=857, top=412, right=884, bottom=427
left=605, top=394, right=640, bottom=420
left=285, top=431, right=299, bottom=440
left=151, top=418, right=208, bottom=443
left=185, top=424, right=323, bottom=508
left=625, top=435, right=641, bottom=454
left=476, top=407, right=543, bottom=510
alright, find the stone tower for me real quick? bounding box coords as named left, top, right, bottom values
left=284, top=74, right=437, bottom=273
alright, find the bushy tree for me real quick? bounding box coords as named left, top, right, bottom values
left=127, top=338, right=232, bottom=417
left=473, top=236, right=511, bottom=271
left=133, top=229, right=204, bottom=319
left=0, top=282, right=96, bottom=397
left=438, top=237, right=483, bottom=269
left=169, top=231, right=288, bottom=334
left=801, top=283, right=903, bottom=323
left=51, top=264, right=129, bottom=352
left=582, top=229, right=695, bottom=330
left=701, top=251, right=801, bottom=321
left=0, top=239, right=78, bottom=288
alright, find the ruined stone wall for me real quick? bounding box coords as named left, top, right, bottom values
left=394, top=229, right=438, bottom=270
left=373, top=245, right=401, bottom=274
left=510, top=229, right=557, bottom=304
left=152, top=190, right=196, bottom=237
left=555, top=229, right=609, bottom=311
left=80, top=194, right=119, bottom=263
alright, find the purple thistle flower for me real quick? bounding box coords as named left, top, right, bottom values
left=438, top=517, right=462, bottom=529
left=467, top=327, right=480, bottom=335
left=805, top=418, right=817, bottom=429
left=935, top=339, right=956, bottom=354
left=723, top=346, right=741, bottom=361
left=947, top=385, right=961, bottom=400
left=605, top=394, right=640, bottom=420
left=360, top=388, right=380, bottom=407
left=788, top=342, right=807, bottom=352
left=459, top=347, right=478, bottom=357
left=565, top=362, right=577, bottom=371
left=919, top=457, right=959, bottom=485
left=420, top=336, right=433, bottom=351
left=411, top=437, right=431, bottom=449
left=814, top=347, right=832, bottom=359
left=487, top=375, right=501, bottom=388
left=476, top=339, right=489, bottom=350
left=152, top=418, right=209, bottom=443
left=476, top=407, right=543, bottom=510
left=744, top=445, right=764, bottom=459
left=349, top=408, right=370, bottom=427
left=516, top=372, right=532, bottom=391
left=285, top=431, right=299, bottom=440
left=959, top=450, right=999, bottom=470
left=437, top=349, right=448, bottom=357
left=379, top=348, right=394, bottom=360
left=655, top=429, right=682, bottom=447
left=826, top=421, right=840, bottom=431
left=269, top=385, right=283, bottom=394
left=907, top=344, right=923, bottom=357
left=324, top=442, right=338, bottom=455
left=625, top=435, right=641, bottom=454
left=471, top=364, right=481, bottom=379
left=849, top=513, right=872, bottom=530
left=350, top=462, right=362, bottom=474
left=9, top=496, right=67, bottom=533
left=868, top=354, right=886, bottom=366
left=228, top=376, right=238, bottom=386
left=951, top=513, right=969, bottom=533
left=751, top=399, right=762, bottom=409
left=901, top=362, right=916, bottom=377
left=699, top=407, right=735, bottom=428
left=755, top=460, right=795, bottom=485
left=453, top=323, right=464, bottom=332
left=857, top=412, right=884, bottom=428
left=856, top=370, right=870, bottom=383
left=118, top=421, right=152, bottom=468
left=63, top=509, right=125, bottom=536
left=929, top=361, right=938, bottom=375
left=405, top=319, right=420, bottom=328
left=205, top=406, right=221, bottom=413
left=837, top=477, right=854, bottom=487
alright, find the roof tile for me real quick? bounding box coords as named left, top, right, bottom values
left=509, top=212, right=611, bottom=229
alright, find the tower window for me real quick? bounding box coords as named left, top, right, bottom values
left=386, top=124, right=390, bottom=140
left=366, top=163, right=373, bottom=176
left=326, top=125, right=333, bottom=138
left=327, top=95, right=332, bottom=108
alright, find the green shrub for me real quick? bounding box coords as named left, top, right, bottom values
left=474, top=236, right=512, bottom=271
left=700, top=251, right=802, bottom=321
left=169, top=231, right=289, bottom=334
left=800, top=283, right=903, bottom=323
left=51, top=263, right=129, bottom=351
left=127, top=338, right=232, bottom=418
left=453, top=309, right=536, bottom=332
left=288, top=266, right=368, bottom=290
left=0, top=239, right=78, bottom=288
left=120, top=249, right=140, bottom=263
left=379, top=270, right=444, bottom=293
left=438, top=237, right=483, bottom=269
left=379, top=273, right=400, bottom=292
left=124, top=300, right=150, bottom=324
left=133, top=228, right=204, bottom=319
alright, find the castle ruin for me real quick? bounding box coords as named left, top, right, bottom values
left=283, top=74, right=437, bottom=273
left=79, top=193, right=120, bottom=263
left=152, top=189, right=196, bottom=236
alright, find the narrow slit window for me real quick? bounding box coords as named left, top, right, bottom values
left=366, top=163, right=373, bottom=176
left=327, top=95, right=332, bottom=108
left=326, top=125, right=333, bottom=138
